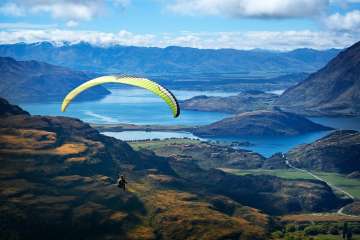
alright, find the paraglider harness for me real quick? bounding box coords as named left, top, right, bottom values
left=117, top=175, right=127, bottom=191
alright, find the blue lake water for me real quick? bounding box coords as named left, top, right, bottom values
left=205, top=131, right=333, bottom=157
left=18, top=89, right=232, bottom=125
left=17, top=88, right=360, bottom=157
left=309, top=116, right=360, bottom=132
left=102, top=130, right=334, bottom=157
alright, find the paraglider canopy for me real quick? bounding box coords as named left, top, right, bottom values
left=61, top=76, right=180, bottom=118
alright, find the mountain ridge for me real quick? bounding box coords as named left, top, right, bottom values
left=193, top=109, right=333, bottom=137
left=0, top=56, right=110, bottom=102
left=287, top=130, right=360, bottom=173
left=276, top=40, right=360, bottom=116
left=0, top=42, right=341, bottom=74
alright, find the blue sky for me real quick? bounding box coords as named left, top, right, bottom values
left=0, top=0, right=359, bottom=49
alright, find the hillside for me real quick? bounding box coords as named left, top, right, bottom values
left=0, top=42, right=339, bottom=75
left=287, top=130, right=360, bottom=173
left=193, top=109, right=332, bottom=137
left=276, top=40, right=360, bottom=116
left=0, top=57, right=110, bottom=102
left=181, top=90, right=278, bottom=114
left=0, top=98, right=29, bottom=116
left=130, top=139, right=266, bottom=170
left=0, top=97, right=346, bottom=239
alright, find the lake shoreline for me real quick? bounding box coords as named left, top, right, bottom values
left=91, top=123, right=197, bottom=132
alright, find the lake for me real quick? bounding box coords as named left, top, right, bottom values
left=102, top=131, right=202, bottom=141
left=18, top=88, right=233, bottom=125
left=18, top=88, right=360, bottom=157
left=101, top=130, right=334, bottom=157
left=204, top=131, right=333, bottom=157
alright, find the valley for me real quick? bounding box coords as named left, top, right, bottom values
left=2, top=98, right=356, bottom=239
left=0, top=41, right=359, bottom=240
left=128, top=138, right=360, bottom=200
left=221, top=168, right=360, bottom=199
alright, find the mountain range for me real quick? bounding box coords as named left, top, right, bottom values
left=0, top=42, right=340, bottom=75
left=179, top=40, right=360, bottom=116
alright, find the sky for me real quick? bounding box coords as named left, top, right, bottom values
left=0, top=0, right=359, bottom=50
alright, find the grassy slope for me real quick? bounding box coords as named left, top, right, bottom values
left=0, top=116, right=271, bottom=239
left=316, top=172, right=360, bottom=199
left=130, top=138, right=265, bottom=170
left=314, top=235, right=360, bottom=240
left=130, top=139, right=360, bottom=199
left=221, top=168, right=360, bottom=199
left=127, top=180, right=268, bottom=240
left=221, top=168, right=314, bottom=180
left=129, top=139, right=201, bottom=151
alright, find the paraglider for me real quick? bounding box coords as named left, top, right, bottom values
left=117, top=175, right=127, bottom=191
left=61, top=75, right=180, bottom=118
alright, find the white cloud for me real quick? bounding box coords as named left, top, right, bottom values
left=66, top=20, right=79, bottom=27
left=0, top=29, right=155, bottom=47
left=325, top=10, right=360, bottom=32
left=30, top=2, right=99, bottom=21
left=331, top=0, right=360, bottom=3
left=0, top=28, right=357, bottom=50
left=0, top=22, right=57, bottom=29
left=0, top=2, right=25, bottom=16
left=167, top=0, right=329, bottom=18
left=0, top=0, right=130, bottom=21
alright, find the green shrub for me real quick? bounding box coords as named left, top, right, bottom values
left=286, top=224, right=297, bottom=233
left=304, top=225, right=321, bottom=236
left=271, top=230, right=284, bottom=239
left=284, top=232, right=313, bottom=240
left=317, top=224, right=329, bottom=234
left=297, top=224, right=307, bottom=231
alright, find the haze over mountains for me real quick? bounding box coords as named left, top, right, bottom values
left=182, top=40, right=360, bottom=116
left=0, top=42, right=340, bottom=75
left=0, top=57, right=109, bottom=102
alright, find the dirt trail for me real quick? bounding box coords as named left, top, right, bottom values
left=282, top=153, right=355, bottom=215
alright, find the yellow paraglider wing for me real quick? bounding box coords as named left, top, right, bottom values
left=61, top=76, right=180, bottom=118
